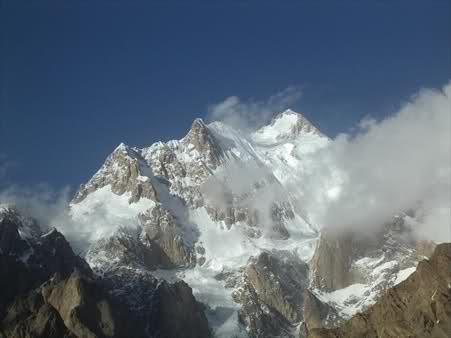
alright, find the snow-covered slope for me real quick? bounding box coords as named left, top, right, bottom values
left=68, top=110, right=419, bottom=337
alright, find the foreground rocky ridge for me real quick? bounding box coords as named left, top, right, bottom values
left=308, top=243, right=451, bottom=338
left=0, top=207, right=210, bottom=338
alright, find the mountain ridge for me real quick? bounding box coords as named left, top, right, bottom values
left=1, top=109, right=444, bottom=338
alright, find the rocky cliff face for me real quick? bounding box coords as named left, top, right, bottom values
left=311, top=217, right=418, bottom=292
left=0, top=207, right=210, bottom=338
left=308, top=243, right=451, bottom=338
left=230, top=251, right=310, bottom=337
left=302, top=289, right=341, bottom=335
left=310, top=231, right=354, bottom=291
left=306, top=216, right=420, bottom=330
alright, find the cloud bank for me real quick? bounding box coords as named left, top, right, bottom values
left=0, top=184, right=70, bottom=223
left=297, top=82, right=450, bottom=241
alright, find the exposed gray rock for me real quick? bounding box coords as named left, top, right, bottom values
left=301, top=290, right=341, bottom=337
left=310, top=231, right=354, bottom=291
left=85, top=226, right=159, bottom=272
left=138, top=205, right=195, bottom=268
left=233, top=251, right=309, bottom=337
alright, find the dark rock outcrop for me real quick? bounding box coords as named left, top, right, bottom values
left=0, top=208, right=90, bottom=316
left=0, top=207, right=211, bottom=338
left=155, top=280, right=211, bottom=338
left=301, top=290, right=341, bottom=337
left=308, top=243, right=451, bottom=338
left=0, top=290, right=73, bottom=338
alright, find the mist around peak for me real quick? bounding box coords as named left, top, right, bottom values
left=294, top=82, right=450, bottom=242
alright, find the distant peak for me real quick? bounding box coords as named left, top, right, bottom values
left=181, top=117, right=223, bottom=166
left=252, top=109, right=323, bottom=144
left=279, top=108, right=298, bottom=116
left=113, top=142, right=139, bottom=156
left=109, top=142, right=143, bottom=162
left=272, top=109, right=306, bottom=122
left=114, top=142, right=129, bottom=152
left=192, top=118, right=206, bottom=127
left=183, top=117, right=213, bottom=144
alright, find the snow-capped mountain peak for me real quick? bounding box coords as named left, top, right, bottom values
left=64, top=112, right=424, bottom=338
left=252, top=109, right=322, bottom=145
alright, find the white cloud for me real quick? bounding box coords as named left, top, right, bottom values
left=207, top=86, right=302, bottom=130
left=296, top=82, right=451, bottom=242
left=0, top=184, right=72, bottom=227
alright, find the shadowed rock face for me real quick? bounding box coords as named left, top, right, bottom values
left=233, top=251, right=309, bottom=337
left=0, top=207, right=211, bottom=338
left=41, top=270, right=118, bottom=338
left=0, top=290, right=73, bottom=338
left=0, top=208, right=117, bottom=338
left=0, top=208, right=91, bottom=315
left=308, top=243, right=451, bottom=338
left=139, top=205, right=195, bottom=268
left=302, top=289, right=341, bottom=336
left=310, top=232, right=354, bottom=291
left=155, top=280, right=211, bottom=338
left=310, top=217, right=418, bottom=292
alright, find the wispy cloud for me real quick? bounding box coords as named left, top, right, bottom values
left=207, top=86, right=302, bottom=130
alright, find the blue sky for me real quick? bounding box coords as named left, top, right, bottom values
left=1, top=0, right=449, bottom=190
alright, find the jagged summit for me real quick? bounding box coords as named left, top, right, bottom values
left=72, top=140, right=158, bottom=204
left=112, top=142, right=142, bottom=158
left=276, top=108, right=299, bottom=117
left=182, top=117, right=221, bottom=158
left=115, top=142, right=128, bottom=150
